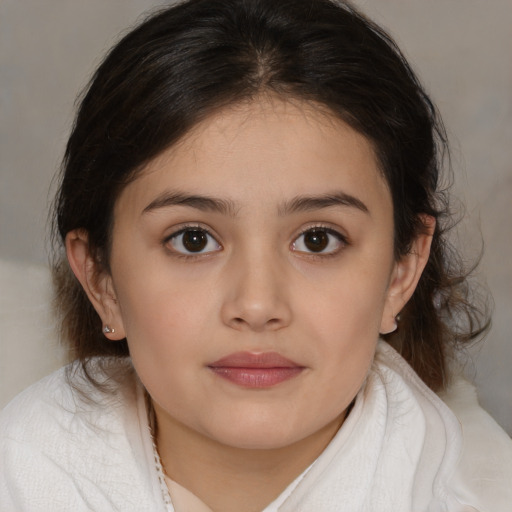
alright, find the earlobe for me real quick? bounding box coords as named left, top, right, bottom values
left=380, top=216, right=435, bottom=335
left=65, top=229, right=126, bottom=340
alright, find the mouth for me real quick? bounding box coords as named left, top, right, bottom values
left=207, top=352, right=305, bottom=388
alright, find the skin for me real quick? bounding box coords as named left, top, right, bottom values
left=67, top=97, right=433, bottom=511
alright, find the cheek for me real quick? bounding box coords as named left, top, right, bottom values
left=119, top=283, right=210, bottom=343
left=111, top=258, right=216, bottom=358
left=296, top=258, right=392, bottom=387
left=114, top=275, right=214, bottom=404
left=300, top=262, right=391, bottom=337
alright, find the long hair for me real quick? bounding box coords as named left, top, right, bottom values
left=52, top=0, right=489, bottom=392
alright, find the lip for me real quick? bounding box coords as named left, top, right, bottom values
left=207, top=352, right=305, bottom=388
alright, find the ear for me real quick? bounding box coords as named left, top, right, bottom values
left=65, top=229, right=126, bottom=340
left=380, top=216, right=435, bottom=334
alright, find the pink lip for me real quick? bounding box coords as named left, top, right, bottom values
left=207, top=352, right=304, bottom=388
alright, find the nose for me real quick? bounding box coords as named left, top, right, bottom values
left=220, top=249, right=292, bottom=332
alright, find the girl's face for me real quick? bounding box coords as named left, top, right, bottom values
left=86, top=99, right=427, bottom=450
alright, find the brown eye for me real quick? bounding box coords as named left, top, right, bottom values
left=303, top=230, right=329, bottom=252
left=182, top=230, right=208, bottom=252
left=292, top=228, right=345, bottom=255
left=168, top=228, right=221, bottom=255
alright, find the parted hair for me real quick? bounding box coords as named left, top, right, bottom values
left=52, top=0, right=489, bottom=392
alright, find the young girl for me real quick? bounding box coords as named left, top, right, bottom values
left=1, top=0, right=511, bottom=510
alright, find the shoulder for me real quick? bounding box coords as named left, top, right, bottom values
left=0, top=360, right=130, bottom=470
left=1, top=365, right=75, bottom=445
left=0, top=359, right=160, bottom=511
left=374, top=341, right=512, bottom=509
left=0, top=364, right=95, bottom=510
left=439, top=376, right=512, bottom=510
left=0, top=359, right=128, bottom=441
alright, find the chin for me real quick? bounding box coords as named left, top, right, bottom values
left=204, top=416, right=316, bottom=452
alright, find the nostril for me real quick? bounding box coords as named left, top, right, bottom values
left=229, top=317, right=249, bottom=331
left=228, top=316, right=283, bottom=331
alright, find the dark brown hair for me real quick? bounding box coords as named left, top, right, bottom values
left=52, top=0, right=489, bottom=392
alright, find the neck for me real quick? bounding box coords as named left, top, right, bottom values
left=152, top=402, right=345, bottom=512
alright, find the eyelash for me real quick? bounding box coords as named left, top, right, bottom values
left=163, top=224, right=222, bottom=259
left=291, top=225, right=348, bottom=258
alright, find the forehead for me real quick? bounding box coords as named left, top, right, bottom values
left=115, top=97, right=391, bottom=218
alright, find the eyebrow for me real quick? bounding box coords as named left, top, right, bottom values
left=143, top=191, right=238, bottom=216
left=142, top=190, right=369, bottom=217
left=278, top=192, right=369, bottom=216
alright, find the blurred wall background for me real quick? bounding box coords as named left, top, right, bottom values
left=1, top=0, right=511, bottom=433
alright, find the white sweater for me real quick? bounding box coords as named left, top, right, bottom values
left=1, top=342, right=511, bottom=512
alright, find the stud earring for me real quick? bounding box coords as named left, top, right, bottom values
left=387, top=313, right=401, bottom=334
left=103, top=325, right=115, bottom=334
left=388, top=313, right=402, bottom=333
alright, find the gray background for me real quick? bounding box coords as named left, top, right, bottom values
left=1, top=0, right=511, bottom=433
